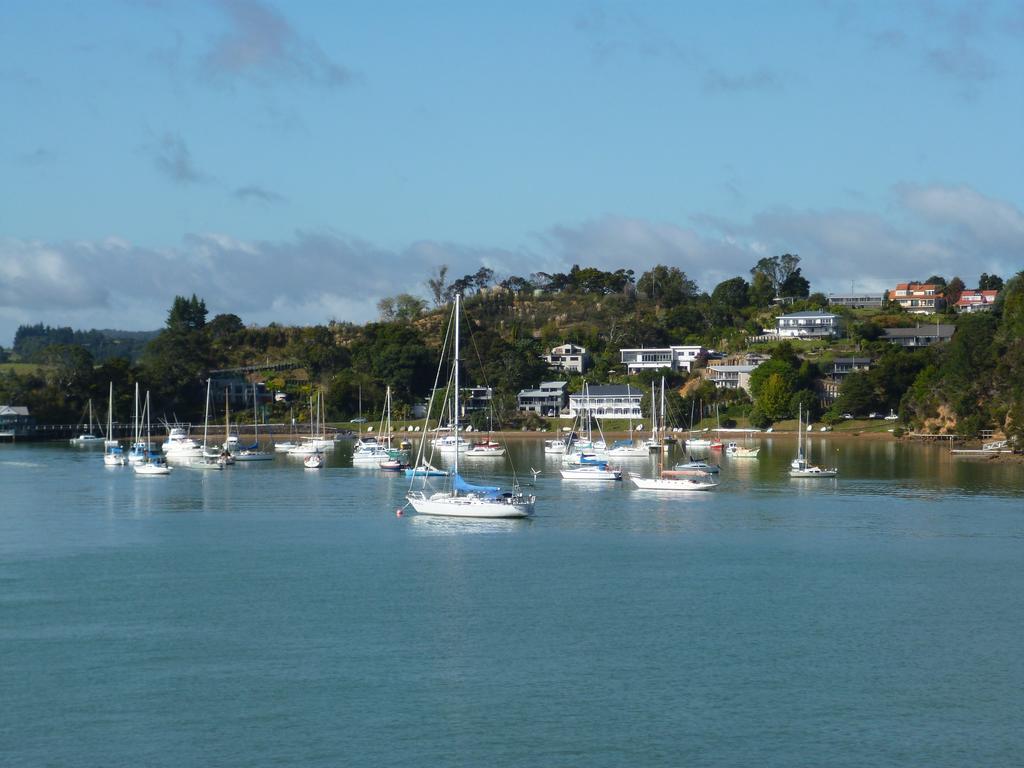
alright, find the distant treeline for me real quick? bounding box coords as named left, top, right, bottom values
left=13, top=324, right=157, bottom=363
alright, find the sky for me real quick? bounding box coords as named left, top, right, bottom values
left=1, top=0, right=1022, bottom=344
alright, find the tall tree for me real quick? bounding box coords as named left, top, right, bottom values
left=637, top=265, right=698, bottom=304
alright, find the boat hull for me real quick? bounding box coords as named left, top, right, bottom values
left=407, top=493, right=534, bottom=519
left=232, top=451, right=275, bottom=462
left=789, top=469, right=838, bottom=478
left=560, top=468, right=622, bottom=481
left=631, top=476, right=717, bottom=491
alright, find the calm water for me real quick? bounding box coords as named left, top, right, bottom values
left=1, top=438, right=1022, bottom=767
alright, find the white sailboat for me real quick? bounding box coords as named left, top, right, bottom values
left=726, top=430, right=760, bottom=459
left=102, top=383, right=126, bottom=465
left=406, top=294, right=535, bottom=518
left=127, top=382, right=149, bottom=465
left=233, top=383, right=274, bottom=461
left=70, top=399, right=104, bottom=444
left=133, top=392, right=171, bottom=476
left=632, top=386, right=718, bottom=492
left=193, top=379, right=224, bottom=470
left=789, top=403, right=837, bottom=478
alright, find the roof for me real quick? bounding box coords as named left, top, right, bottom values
left=550, top=343, right=586, bottom=354
left=776, top=311, right=838, bottom=319
left=619, top=345, right=705, bottom=356
left=708, top=365, right=758, bottom=373
left=572, top=384, right=644, bottom=397
left=830, top=357, right=872, bottom=364
left=882, top=325, right=956, bottom=338
left=955, top=290, right=999, bottom=304
left=0, top=405, right=30, bottom=416
left=539, top=381, right=567, bottom=388
left=894, top=282, right=943, bottom=291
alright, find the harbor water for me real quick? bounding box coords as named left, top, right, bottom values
left=1, top=438, right=1022, bottom=767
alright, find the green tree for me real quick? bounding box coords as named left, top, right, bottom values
left=979, top=273, right=1004, bottom=291
left=166, top=294, right=208, bottom=332
left=710, top=276, right=750, bottom=311
left=636, top=265, right=698, bottom=305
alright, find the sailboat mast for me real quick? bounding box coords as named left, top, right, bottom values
left=134, top=382, right=140, bottom=444
left=203, top=379, right=210, bottom=450
left=253, top=383, right=259, bottom=444
left=660, top=377, right=666, bottom=443
left=453, top=293, right=460, bottom=481
left=108, top=382, right=114, bottom=439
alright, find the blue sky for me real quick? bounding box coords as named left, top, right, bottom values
left=1, top=0, right=1022, bottom=343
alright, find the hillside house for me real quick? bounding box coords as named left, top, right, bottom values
left=882, top=324, right=955, bottom=348
left=542, top=343, right=590, bottom=374
left=517, top=381, right=568, bottom=416
left=774, top=311, right=840, bottom=339
left=890, top=283, right=946, bottom=314
left=620, top=345, right=706, bottom=375
left=954, top=290, right=999, bottom=313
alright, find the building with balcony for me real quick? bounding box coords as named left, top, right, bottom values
left=517, top=381, right=568, bottom=416
left=827, top=293, right=885, bottom=309
left=542, top=343, right=590, bottom=374
left=0, top=405, right=33, bottom=437
left=954, top=289, right=999, bottom=313
left=882, top=324, right=955, bottom=348
left=706, top=364, right=759, bottom=392
left=619, top=345, right=706, bottom=375
left=890, top=283, right=946, bottom=314
left=819, top=357, right=873, bottom=403
left=567, top=384, right=643, bottom=419
left=775, top=311, right=841, bottom=339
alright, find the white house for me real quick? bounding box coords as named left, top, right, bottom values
left=620, top=345, right=706, bottom=375
left=775, top=311, right=840, bottom=339
left=567, top=384, right=643, bottom=419
left=542, top=343, right=590, bottom=374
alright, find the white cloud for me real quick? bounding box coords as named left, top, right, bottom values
left=1, top=183, right=1020, bottom=345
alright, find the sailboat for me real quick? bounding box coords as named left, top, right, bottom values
left=70, top=399, right=104, bottom=444
left=789, top=403, right=837, bottom=478
left=133, top=391, right=171, bottom=476
left=631, top=384, right=718, bottom=491
left=233, top=383, right=274, bottom=461
left=726, top=430, right=760, bottom=458
left=405, top=294, right=535, bottom=518
left=127, top=383, right=149, bottom=465
left=193, top=379, right=224, bottom=470
left=102, top=383, right=126, bottom=465
left=685, top=399, right=714, bottom=449
left=352, top=388, right=399, bottom=464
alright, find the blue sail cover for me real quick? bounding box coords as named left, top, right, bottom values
left=580, top=456, right=607, bottom=467
left=453, top=473, right=501, bottom=498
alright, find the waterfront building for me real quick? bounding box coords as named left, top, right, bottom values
left=567, top=384, right=643, bottom=419
left=517, top=381, right=568, bottom=416
left=619, top=345, right=706, bottom=375
left=0, top=405, right=33, bottom=438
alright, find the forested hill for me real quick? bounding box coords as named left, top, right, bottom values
left=2, top=261, right=1023, bottom=447
left=12, top=324, right=157, bottom=363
